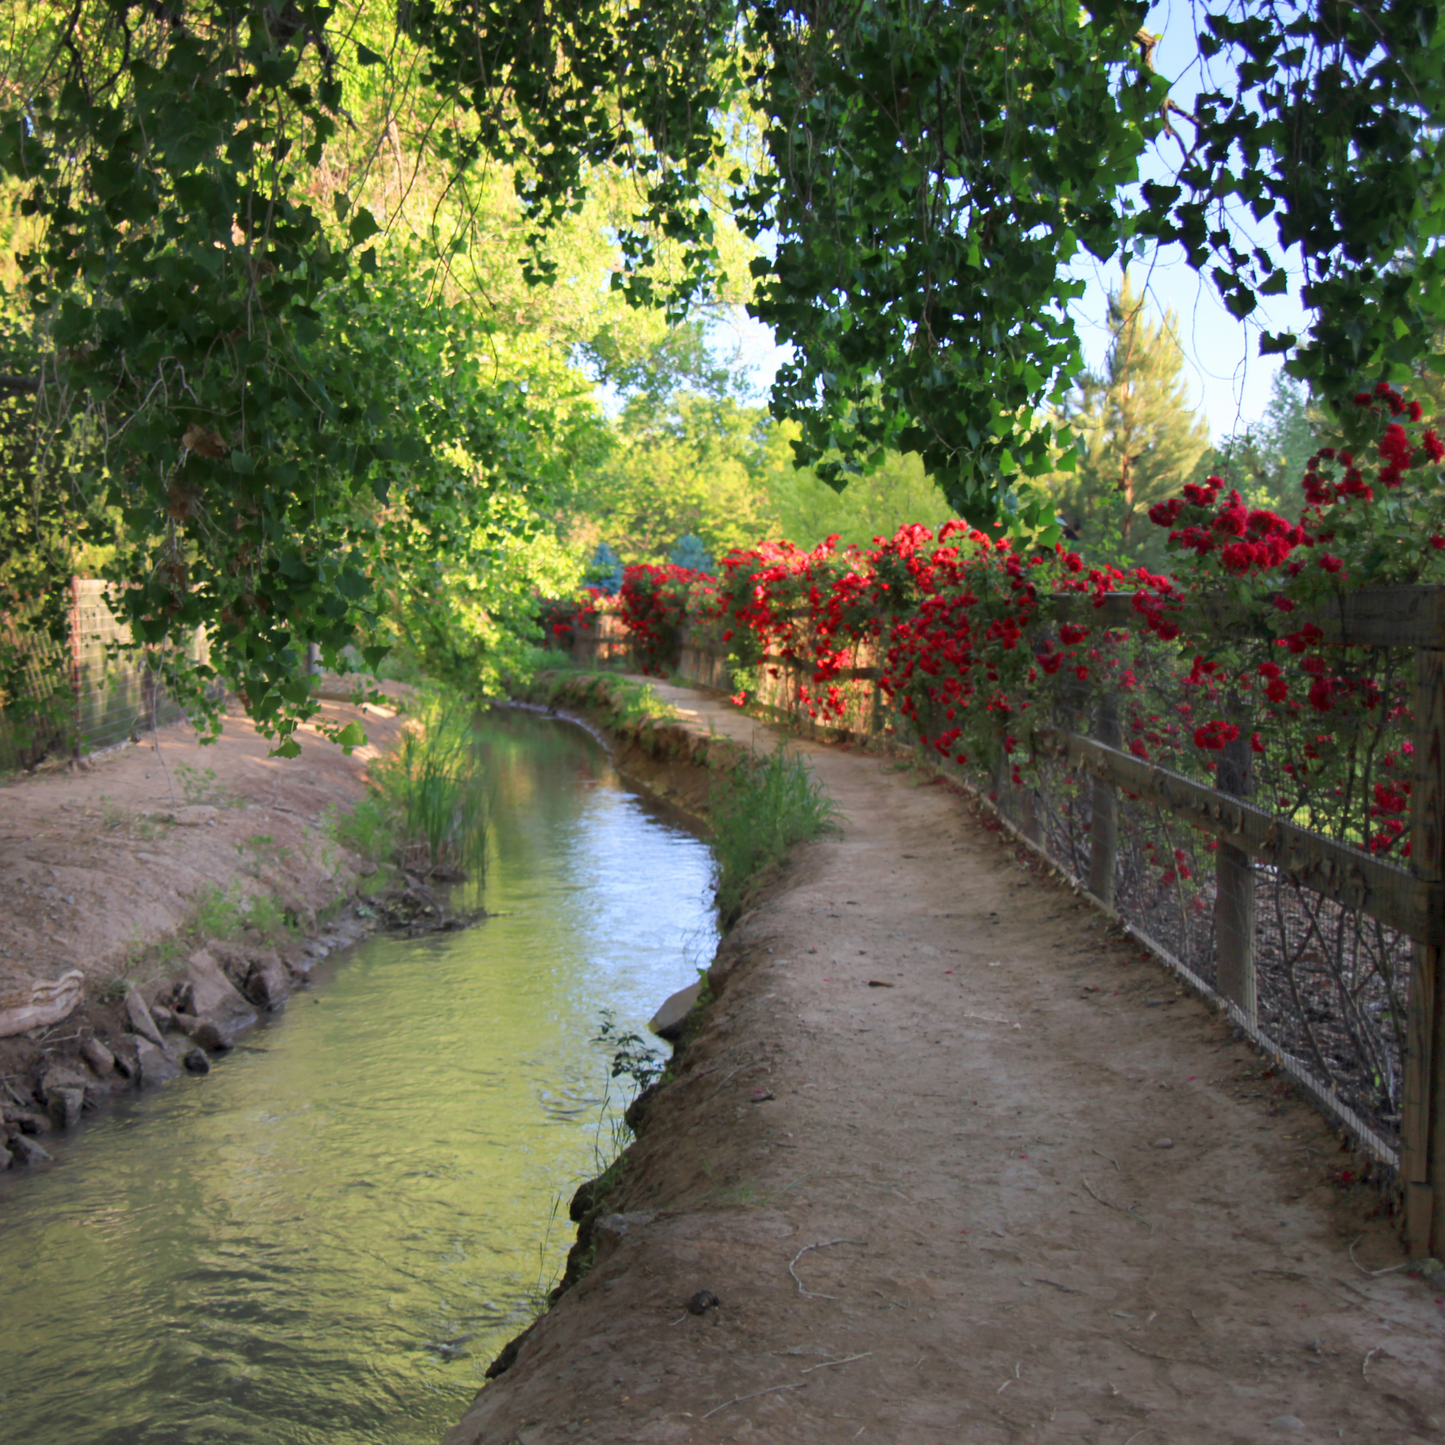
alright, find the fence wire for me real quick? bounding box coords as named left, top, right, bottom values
left=568, top=605, right=1418, bottom=1164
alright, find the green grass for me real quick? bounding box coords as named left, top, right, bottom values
left=711, top=741, right=841, bottom=927
left=189, top=881, right=297, bottom=943
left=370, top=693, right=491, bottom=877
left=324, top=795, right=398, bottom=863
left=539, top=667, right=680, bottom=728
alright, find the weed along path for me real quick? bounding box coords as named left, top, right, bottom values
left=454, top=678, right=1445, bottom=1445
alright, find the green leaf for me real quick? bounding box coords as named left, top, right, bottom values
left=349, top=209, right=382, bottom=245
left=334, top=721, right=368, bottom=751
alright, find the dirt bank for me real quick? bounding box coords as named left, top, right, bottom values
left=0, top=687, right=413, bottom=1169
left=451, top=676, right=1445, bottom=1445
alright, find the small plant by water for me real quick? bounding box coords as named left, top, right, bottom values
left=327, top=691, right=491, bottom=879
left=711, top=742, right=841, bottom=927
left=593, top=1008, right=666, bottom=1097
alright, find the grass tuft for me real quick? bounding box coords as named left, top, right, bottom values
left=711, top=741, right=841, bottom=927
left=326, top=691, right=491, bottom=879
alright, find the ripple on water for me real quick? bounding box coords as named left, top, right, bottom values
left=0, top=708, right=716, bottom=1445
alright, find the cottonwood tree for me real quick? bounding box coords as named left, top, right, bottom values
left=2, top=0, right=1441, bottom=741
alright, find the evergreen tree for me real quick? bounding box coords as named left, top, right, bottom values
left=1052, top=276, right=1211, bottom=569
left=669, top=534, right=714, bottom=574
left=1209, top=374, right=1320, bottom=513
left=587, top=541, right=625, bottom=595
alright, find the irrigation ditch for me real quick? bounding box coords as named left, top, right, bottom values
left=0, top=686, right=488, bottom=1179
left=446, top=671, right=1445, bottom=1445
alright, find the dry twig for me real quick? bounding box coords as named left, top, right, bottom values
left=800, top=1351, right=873, bottom=1374
left=1348, top=1234, right=1409, bottom=1278
left=1081, top=1176, right=1150, bottom=1228
left=788, top=1238, right=861, bottom=1299
left=700, top=1382, right=805, bottom=1420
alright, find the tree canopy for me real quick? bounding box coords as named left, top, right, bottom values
left=0, top=0, right=1440, bottom=742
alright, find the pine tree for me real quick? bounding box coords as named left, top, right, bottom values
left=1053, top=276, right=1211, bottom=569
left=1209, top=373, right=1320, bottom=513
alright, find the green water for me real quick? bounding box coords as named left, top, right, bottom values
left=0, top=708, right=716, bottom=1445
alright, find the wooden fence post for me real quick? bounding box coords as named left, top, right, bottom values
left=1214, top=717, right=1257, bottom=1026
left=1403, top=648, right=1445, bottom=1258
left=1088, top=694, right=1120, bottom=906
left=68, top=576, right=82, bottom=758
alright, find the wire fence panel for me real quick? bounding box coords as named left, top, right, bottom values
left=0, top=578, right=210, bottom=771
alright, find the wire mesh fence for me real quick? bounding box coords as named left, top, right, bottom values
left=1, top=579, right=211, bottom=772
left=562, top=596, right=1425, bottom=1179
left=1026, top=752, right=1409, bottom=1155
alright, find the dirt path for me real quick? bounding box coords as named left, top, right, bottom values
left=449, top=679, right=1445, bottom=1445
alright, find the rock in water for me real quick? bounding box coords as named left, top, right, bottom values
left=11, top=1134, right=53, bottom=1166
left=184, top=950, right=258, bottom=1036
left=133, top=1038, right=182, bottom=1088
left=246, top=956, right=292, bottom=1011
left=110, top=1040, right=140, bottom=1082
left=45, top=1087, right=85, bottom=1130
left=182, top=1048, right=211, bottom=1075
left=80, top=1037, right=116, bottom=1077
left=193, top=1021, right=232, bottom=1052
left=648, top=980, right=702, bottom=1042
left=124, top=989, right=167, bottom=1047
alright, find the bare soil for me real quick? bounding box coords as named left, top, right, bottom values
left=450, top=677, right=1445, bottom=1445
left=0, top=687, right=409, bottom=1120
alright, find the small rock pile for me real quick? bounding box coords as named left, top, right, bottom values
left=0, top=918, right=371, bottom=1171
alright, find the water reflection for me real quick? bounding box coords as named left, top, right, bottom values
left=0, top=708, right=715, bottom=1445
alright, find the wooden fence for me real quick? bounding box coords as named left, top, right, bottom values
left=571, top=585, right=1445, bottom=1256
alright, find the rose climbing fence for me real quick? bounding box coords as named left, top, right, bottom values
left=552, top=385, right=1445, bottom=1252
left=571, top=588, right=1432, bottom=1171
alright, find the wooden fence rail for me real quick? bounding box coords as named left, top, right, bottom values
left=574, top=584, right=1445, bottom=1253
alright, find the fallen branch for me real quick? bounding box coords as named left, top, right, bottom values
left=700, top=1382, right=805, bottom=1420
left=0, top=970, right=85, bottom=1039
